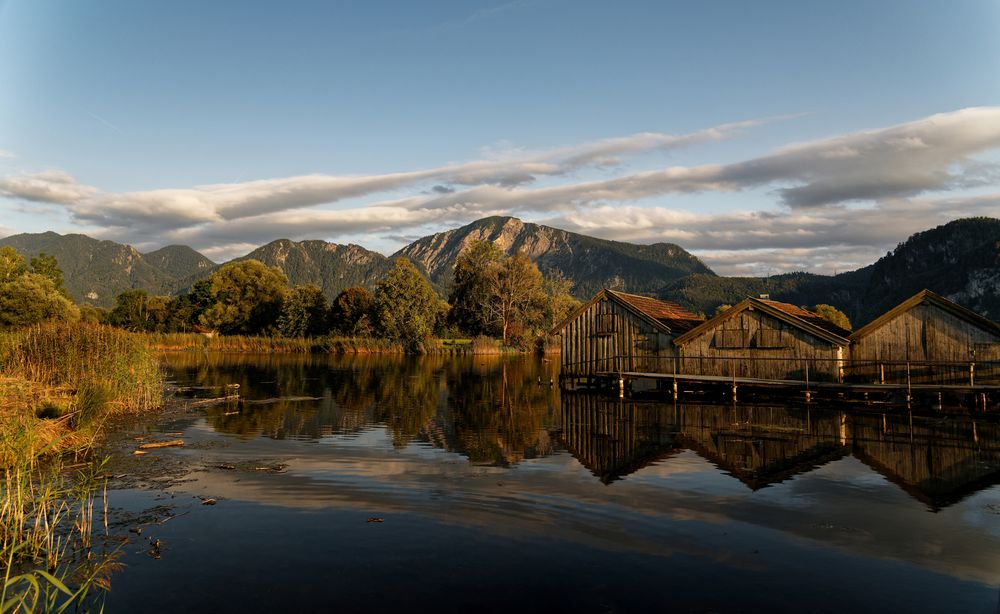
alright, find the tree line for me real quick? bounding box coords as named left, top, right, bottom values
left=0, top=242, right=581, bottom=351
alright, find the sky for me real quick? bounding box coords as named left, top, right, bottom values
left=1, top=0, right=999, bottom=275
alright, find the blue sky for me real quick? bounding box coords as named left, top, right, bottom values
left=1, top=0, right=999, bottom=274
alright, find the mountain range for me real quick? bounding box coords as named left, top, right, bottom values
left=2, top=216, right=998, bottom=326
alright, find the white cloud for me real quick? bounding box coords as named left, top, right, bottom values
left=2, top=108, right=1000, bottom=273
left=0, top=170, right=99, bottom=204
left=0, top=150, right=14, bottom=160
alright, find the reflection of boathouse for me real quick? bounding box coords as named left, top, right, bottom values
left=674, top=403, right=848, bottom=489
left=559, top=394, right=680, bottom=483
left=559, top=392, right=1000, bottom=508
left=850, top=412, right=1000, bottom=510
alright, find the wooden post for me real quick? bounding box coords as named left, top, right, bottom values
left=804, top=362, right=811, bottom=403
left=906, top=361, right=912, bottom=403
left=970, top=362, right=975, bottom=387
left=879, top=363, right=884, bottom=385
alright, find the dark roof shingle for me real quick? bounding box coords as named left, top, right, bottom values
left=609, top=291, right=704, bottom=332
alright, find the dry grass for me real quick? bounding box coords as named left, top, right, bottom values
left=0, top=323, right=162, bottom=612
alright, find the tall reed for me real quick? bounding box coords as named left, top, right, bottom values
left=0, top=323, right=162, bottom=611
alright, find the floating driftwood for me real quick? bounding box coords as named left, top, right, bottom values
left=241, top=396, right=322, bottom=405
left=187, top=395, right=240, bottom=407
left=138, top=439, right=185, bottom=450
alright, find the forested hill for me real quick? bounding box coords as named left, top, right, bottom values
left=2, top=217, right=999, bottom=324
left=394, top=216, right=714, bottom=299
left=661, top=217, right=1000, bottom=324
left=143, top=245, right=215, bottom=279
left=234, top=239, right=393, bottom=299
left=0, top=232, right=191, bottom=307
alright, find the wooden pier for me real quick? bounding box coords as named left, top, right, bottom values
left=560, top=354, right=999, bottom=410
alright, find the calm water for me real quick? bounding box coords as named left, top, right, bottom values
left=100, top=353, right=1000, bottom=613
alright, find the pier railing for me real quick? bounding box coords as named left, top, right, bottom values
left=560, top=354, right=1000, bottom=388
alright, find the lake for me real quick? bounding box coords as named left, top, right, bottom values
left=97, top=353, right=1000, bottom=613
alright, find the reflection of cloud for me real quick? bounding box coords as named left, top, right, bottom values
left=2, top=108, right=999, bottom=273
left=155, top=426, right=1000, bottom=587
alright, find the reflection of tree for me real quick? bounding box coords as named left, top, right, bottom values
left=432, top=357, right=558, bottom=466
left=372, top=356, right=444, bottom=448
left=159, top=353, right=563, bottom=464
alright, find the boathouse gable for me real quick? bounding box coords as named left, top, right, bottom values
left=848, top=290, right=1000, bottom=384
left=673, top=298, right=850, bottom=382
left=551, top=289, right=703, bottom=376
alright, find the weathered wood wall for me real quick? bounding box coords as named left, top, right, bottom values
left=848, top=304, right=1000, bottom=384
left=560, top=297, right=679, bottom=376
left=677, top=308, right=845, bottom=382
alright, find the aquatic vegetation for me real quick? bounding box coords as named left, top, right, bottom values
left=0, top=323, right=163, bottom=611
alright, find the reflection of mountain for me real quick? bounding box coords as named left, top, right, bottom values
left=559, top=394, right=680, bottom=483
left=851, top=413, right=1000, bottom=510
left=558, top=392, right=1000, bottom=508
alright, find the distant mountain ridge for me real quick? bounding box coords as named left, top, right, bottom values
left=234, top=239, right=393, bottom=299
left=2, top=217, right=999, bottom=324
left=661, top=217, right=1000, bottom=324
left=0, top=232, right=188, bottom=306
left=394, top=216, right=714, bottom=299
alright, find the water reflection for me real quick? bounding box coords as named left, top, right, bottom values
left=161, top=353, right=1000, bottom=510
left=117, top=353, right=1000, bottom=613
left=560, top=391, right=1000, bottom=510
left=162, top=352, right=560, bottom=464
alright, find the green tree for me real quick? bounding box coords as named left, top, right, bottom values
left=484, top=252, right=547, bottom=345
left=541, top=271, right=581, bottom=331
left=29, top=253, right=66, bottom=295
left=0, top=272, right=79, bottom=328
left=79, top=304, right=105, bottom=324
left=330, top=286, right=375, bottom=336
left=107, top=290, right=170, bottom=332
left=0, top=246, right=27, bottom=283
left=374, top=258, right=440, bottom=351
left=200, top=260, right=289, bottom=335
left=277, top=285, right=330, bottom=337
left=713, top=304, right=733, bottom=316
left=812, top=304, right=852, bottom=331
left=448, top=240, right=502, bottom=336
left=165, top=280, right=215, bottom=332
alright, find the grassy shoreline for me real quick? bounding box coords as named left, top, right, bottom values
left=1, top=323, right=164, bottom=612
left=145, top=332, right=551, bottom=355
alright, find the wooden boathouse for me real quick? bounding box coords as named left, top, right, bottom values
left=551, top=289, right=703, bottom=378
left=555, top=288, right=1000, bottom=407
left=673, top=297, right=851, bottom=382
left=847, top=290, right=1000, bottom=385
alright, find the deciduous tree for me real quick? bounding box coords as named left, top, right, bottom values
left=330, top=287, right=375, bottom=336
left=277, top=285, right=330, bottom=337
left=812, top=304, right=852, bottom=331
left=200, top=260, right=288, bottom=335
left=374, top=258, right=440, bottom=351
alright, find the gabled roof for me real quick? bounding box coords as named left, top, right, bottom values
left=758, top=299, right=852, bottom=337
left=550, top=289, right=704, bottom=336
left=850, top=289, right=1000, bottom=341
left=673, top=296, right=851, bottom=347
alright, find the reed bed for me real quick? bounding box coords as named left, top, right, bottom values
left=0, top=323, right=163, bottom=612
left=148, top=332, right=318, bottom=353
